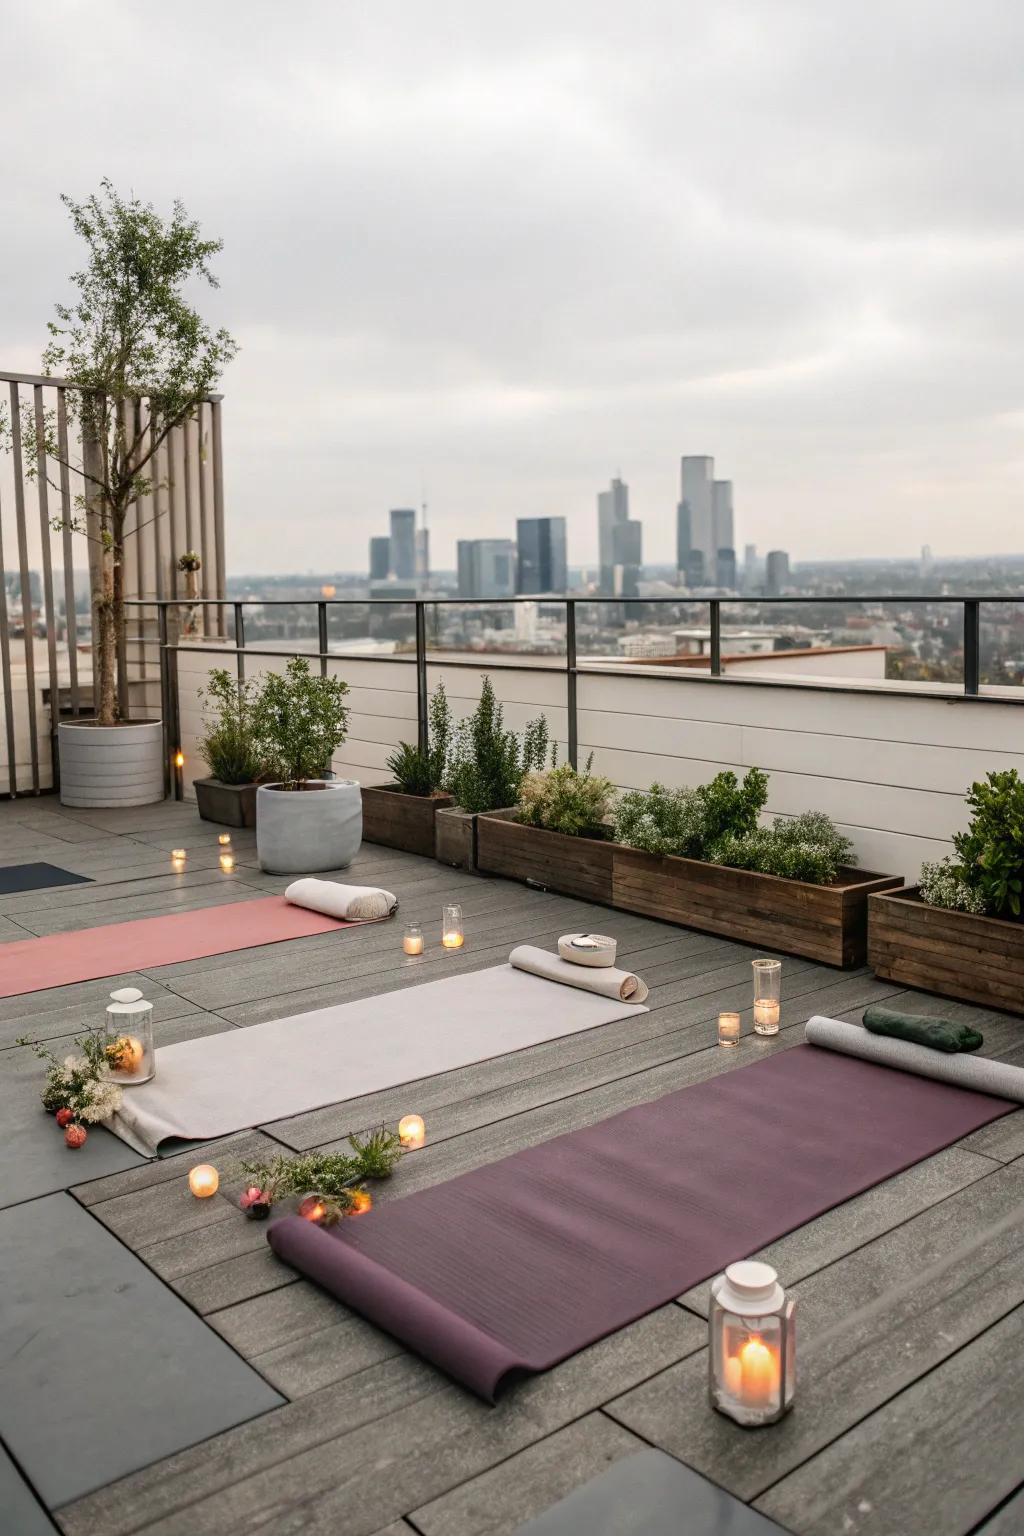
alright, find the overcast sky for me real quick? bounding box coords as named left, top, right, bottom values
left=3, top=1, right=1023, bottom=572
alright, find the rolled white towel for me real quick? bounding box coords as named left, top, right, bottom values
left=805, top=1015, right=1024, bottom=1102
left=284, top=878, right=398, bottom=922
left=510, top=943, right=648, bottom=1004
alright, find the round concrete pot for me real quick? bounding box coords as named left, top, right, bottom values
left=256, top=779, right=362, bottom=874
left=58, top=720, right=165, bottom=808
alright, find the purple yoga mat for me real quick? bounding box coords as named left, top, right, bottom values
left=268, top=1045, right=1013, bottom=1400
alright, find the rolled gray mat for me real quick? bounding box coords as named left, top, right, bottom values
left=805, top=1016, right=1024, bottom=1103
left=510, top=944, right=648, bottom=1003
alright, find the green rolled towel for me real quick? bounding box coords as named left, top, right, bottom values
left=862, top=1005, right=984, bottom=1054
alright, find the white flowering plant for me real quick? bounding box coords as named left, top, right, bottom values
left=18, top=1031, right=125, bottom=1125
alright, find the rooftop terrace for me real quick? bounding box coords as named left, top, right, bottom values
left=2, top=795, right=1023, bottom=1536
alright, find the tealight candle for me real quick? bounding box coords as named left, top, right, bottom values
left=174, top=750, right=185, bottom=769
left=403, top=925, right=424, bottom=956
left=398, top=1113, right=426, bottom=1149
left=218, top=833, right=232, bottom=847
left=718, top=1012, right=741, bottom=1048
left=349, top=1189, right=373, bottom=1215
left=188, top=1164, right=219, bottom=1198
left=441, top=903, right=464, bottom=948
left=107, top=1035, right=145, bottom=1074
left=753, top=999, right=781, bottom=1033
left=298, top=1194, right=327, bottom=1223
left=219, top=852, right=236, bottom=872
left=752, top=958, right=782, bottom=1036
left=170, top=848, right=187, bottom=869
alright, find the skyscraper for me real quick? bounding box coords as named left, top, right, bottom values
left=680, top=457, right=714, bottom=579
left=712, top=481, right=734, bottom=575
left=597, top=477, right=629, bottom=594
left=716, top=548, right=737, bottom=590
left=676, top=500, right=691, bottom=578
left=612, top=518, right=643, bottom=598
left=369, top=536, right=390, bottom=581
left=388, top=509, right=416, bottom=581
left=457, top=539, right=516, bottom=600
left=516, top=517, right=567, bottom=594
left=765, top=550, right=790, bottom=596
left=415, top=526, right=430, bottom=586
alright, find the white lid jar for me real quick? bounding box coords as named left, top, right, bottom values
left=708, top=1261, right=796, bottom=1426
left=103, top=986, right=155, bottom=1084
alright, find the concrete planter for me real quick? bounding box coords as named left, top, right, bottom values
left=256, top=779, right=362, bottom=874
left=195, top=777, right=259, bottom=829
left=361, top=784, right=454, bottom=858
left=57, top=720, right=165, bottom=808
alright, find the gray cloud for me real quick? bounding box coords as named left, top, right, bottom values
left=2, top=0, right=1022, bottom=570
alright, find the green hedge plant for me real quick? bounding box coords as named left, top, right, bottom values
left=197, top=668, right=268, bottom=785
left=614, top=769, right=768, bottom=860
left=920, top=769, right=1024, bottom=919
left=518, top=758, right=615, bottom=837
left=446, top=676, right=549, bottom=814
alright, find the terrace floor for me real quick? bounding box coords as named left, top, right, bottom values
left=1, top=796, right=1023, bottom=1536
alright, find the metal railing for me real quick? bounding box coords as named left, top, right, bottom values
left=112, top=593, right=1023, bottom=802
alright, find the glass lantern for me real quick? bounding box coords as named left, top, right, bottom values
left=751, top=958, right=782, bottom=1035
left=102, top=986, right=155, bottom=1083
left=441, top=904, right=464, bottom=948
left=709, top=1261, right=796, bottom=1426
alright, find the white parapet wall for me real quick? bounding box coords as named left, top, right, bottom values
left=174, top=642, right=1024, bottom=884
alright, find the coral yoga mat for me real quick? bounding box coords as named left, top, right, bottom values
left=0, top=896, right=357, bottom=998
left=269, top=1042, right=1014, bottom=1401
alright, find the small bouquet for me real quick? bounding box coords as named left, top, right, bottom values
left=18, top=1032, right=124, bottom=1148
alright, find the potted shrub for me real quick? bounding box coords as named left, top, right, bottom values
left=1, top=181, right=236, bottom=807
left=434, top=676, right=549, bottom=871
left=477, top=758, right=617, bottom=902
left=869, top=769, right=1024, bottom=1012
left=361, top=682, right=455, bottom=857
left=193, top=668, right=267, bottom=828
left=255, top=658, right=356, bottom=874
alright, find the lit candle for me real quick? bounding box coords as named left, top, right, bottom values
left=398, top=1113, right=426, bottom=1149
left=718, top=1012, right=741, bottom=1048
left=188, top=1164, right=219, bottom=1198
left=349, top=1189, right=373, bottom=1215
left=218, top=833, right=232, bottom=847
left=442, top=931, right=464, bottom=948
left=753, top=999, right=781, bottom=1033
left=174, top=750, right=185, bottom=769
left=219, top=852, right=236, bottom=872
left=403, top=928, right=424, bottom=956
left=107, top=1035, right=145, bottom=1074
left=738, top=1336, right=779, bottom=1406
left=298, top=1194, right=327, bottom=1222
left=441, top=904, right=464, bottom=948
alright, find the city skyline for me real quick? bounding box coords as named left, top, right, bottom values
left=2, top=3, right=1023, bottom=573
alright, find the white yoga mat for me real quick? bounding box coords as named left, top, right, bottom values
left=511, top=944, right=648, bottom=1002
left=106, top=963, right=649, bottom=1156
left=805, top=1016, right=1024, bottom=1102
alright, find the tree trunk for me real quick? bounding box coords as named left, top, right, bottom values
left=96, top=544, right=118, bottom=726
left=113, top=547, right=128, bottom=720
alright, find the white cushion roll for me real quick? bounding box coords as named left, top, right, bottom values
left=284, top=878, right=398, bottom=922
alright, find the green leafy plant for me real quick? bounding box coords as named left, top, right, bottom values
left=711, top=812, right=855, bottom=885
left=241, top=1125, right=403, bottom=1222
left=386, top=682, right=453, bottom=795
left=518, top=758, right=615, bottom=837
left=614, top=769, right=768, bottom=860
left=18, top=1032, right=124, bottom=1124
left=920, top=770, right=1024, bottom=919
left=197, top=667, right=267, bottom=785
left=257, top=657, right=350, bottom=789
left=0, top=181, right=236, bottom=724
left=446, top=676, right=549, bottom=813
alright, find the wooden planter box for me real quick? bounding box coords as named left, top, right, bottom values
left=360, top=784, right=453, bottom=859
left=477, top=811, right=614, bottom=904
left=612, top=848, right=901, bottom=968
left=868, top=887, right=1024, bottom=1014
left=195, top=777, right=259, bottom=828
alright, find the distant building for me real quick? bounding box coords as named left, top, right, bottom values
left=415, top=526, right=430, bottom=585
left=612, top=518, right=643, bottom=598
left=457, top=539, right=516, bottom=600
left=716, top=547, right=737, bottom=590
left=676, top=500, right=691, bottom=579
left=680, top=457, right=714, bottom=579
left=388, top=509, right=416, bottom=581
left=765, top=550, right=790, bottom=596
left=921, top=544, right=934, bottom=580
left=712, top=481, right=734, bottom=576
left=369, top=536, right=390, bottom=581
left=743, top=543, right=758, bottom=591
left=684, top=549, right=706, bottom=588
left=618, top=632, right=677, bottom=659
left=516, top=517, right=567, bottom=594
left=597, top=477, right=629, bottom=594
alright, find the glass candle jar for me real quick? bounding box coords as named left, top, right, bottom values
left=752, top=958, right=782, bottom=1035
left=403, top=924, right=424, bottom=956
left=398, top=1113, right=426, bottom=1148
left=718, top=1011, right=741, bottom=1048
left=441, top=904, right=464, bottom=948
left=709, top=1260, right=796, bottom=1426
left=102, top=986, right=155, bottom=1083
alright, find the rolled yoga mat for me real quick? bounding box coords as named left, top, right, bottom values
left=285, top=878, right=398, bottom=922
left=862, top=1004, right=983, bottom=1053
left=511, top=944, right=647, bottom=1003
left=267, top=1042, right=1014, bottom=1401
left=806, top=1015, right=1024, bottom=1100
left=105, top=961, right=649, bottom=1156
left=0, top=897, right=360, bottom=1000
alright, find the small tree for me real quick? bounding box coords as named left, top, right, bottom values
left=446, top=676, right=549, bottom=813
left=0, top=181, right=237, bottom=724
left=257, top=658, right=350, bottom=789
